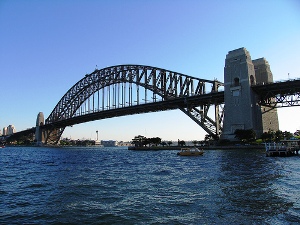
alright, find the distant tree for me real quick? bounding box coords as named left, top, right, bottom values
left=283, top=131, right=293, bottom=140
left=178, top=140, right=186, bottom=147
left=272, top=130, right=293, bottom=142
left=234, top=129, right=256, bottom=142
left=192, top=140, right=198, bottom=146
left=77, top=140, right=94, bottom=146
left=274, top=130, right=283, bottom=143
left=161, top=141, right=167, bottom=147
left=167, top=141, right=173, bottom=146
left=131, top=135, right=147, bottom=147
left=60, top=139, right=69, bottom=145
left=150, top=137, right=161, bottom=146
left=261, top=130, right=275, bottom=142
left=261, top=132, right=270, bottom=142
left=143, top=138, right=152, bottom=147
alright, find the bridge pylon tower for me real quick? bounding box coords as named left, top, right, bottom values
left=35, top=112, right=45, bottom=145
left=221, top=47, right=279, bottom=140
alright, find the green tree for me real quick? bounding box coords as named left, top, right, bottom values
left=132, top=135, right=147, bottom=147
left=261, top=130, right=275, bottom=142
left=150, top=137, right=161, bottom=146
left=234, top=129, right=256, bottom=142
left=283, top=131, right=293, bottom=140
left=275, top=130, right=283, bottom=142
left=167, top=141, right=172, bottom=146
left=143, top=138, right=152, bottom=147
left=178, top=140, right=186, bottom=147
left=161, top=141, right=167, bottom=147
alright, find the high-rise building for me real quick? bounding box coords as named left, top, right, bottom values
left=3, top=127, right=7, bottom=136
left=7, top=125, right=16, bottom=135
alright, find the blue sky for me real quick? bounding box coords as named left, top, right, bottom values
left=1, top=0, right=299, bottom=141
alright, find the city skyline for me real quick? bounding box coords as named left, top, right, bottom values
left=1, top=0, right=299, bottom=141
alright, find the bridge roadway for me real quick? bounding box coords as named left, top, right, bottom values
left=42, top=91, right=225, bottom=128
left=5, top=79, right=300, bottom=142
left=5, top=91, right=224, bottom=142
left=252, top=79, right=300, bottom=107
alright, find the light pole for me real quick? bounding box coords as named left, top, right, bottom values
left=96, top=130, right=98, bottom=141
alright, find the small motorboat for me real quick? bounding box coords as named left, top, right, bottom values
left=177, top=147, right=204, bottom=156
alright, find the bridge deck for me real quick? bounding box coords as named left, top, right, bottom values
left=44, top=91, right=224, bottom=128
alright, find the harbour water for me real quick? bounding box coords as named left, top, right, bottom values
left=1, top=146, right=299, bottom=224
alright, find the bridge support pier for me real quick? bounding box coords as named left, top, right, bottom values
left=44, top=127, right=65, bottom=145
left=35, top=112, right=45, bottom=146
left=221, top=47, right=279, bottom=140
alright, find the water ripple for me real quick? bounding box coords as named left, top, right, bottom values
left=0, top=147, right=299, bottom=224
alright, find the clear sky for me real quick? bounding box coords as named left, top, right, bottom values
left=1, top=0, right=299, bottom=142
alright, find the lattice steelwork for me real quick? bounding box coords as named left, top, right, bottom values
left=44, top=65, right=223, bottom=144
left=252, top=79, right=300, bottom=108
left=259, top=94, right=300, bottom=107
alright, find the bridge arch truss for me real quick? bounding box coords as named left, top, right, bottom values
left=252, top=79, right=300, bottom=107
left=44, top=65, right=223, bottom=144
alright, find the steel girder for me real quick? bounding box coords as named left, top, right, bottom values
left=44, top=65, right=223, bottom=143
left=252, top=79, right=300, bottom=108
left=179, top=80, right=224, bottom=139
left=43, top=127, right=65, bottom=145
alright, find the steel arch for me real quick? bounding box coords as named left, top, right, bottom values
left=44, top=65, right=223, bottom=144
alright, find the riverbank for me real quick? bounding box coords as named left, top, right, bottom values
left=128, top=145, right=265, bottom=150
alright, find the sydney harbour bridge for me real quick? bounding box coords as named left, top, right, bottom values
left=6, top=48, right=300, bottom=145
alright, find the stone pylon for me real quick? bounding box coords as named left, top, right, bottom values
left=221, top=47, right=278, bottom=140
left=35, top=112, right=45, bottom=145
left=252, top=58, right=279, bottom=134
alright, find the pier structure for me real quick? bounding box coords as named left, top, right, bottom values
left=265, top=141, right=300, bottom=157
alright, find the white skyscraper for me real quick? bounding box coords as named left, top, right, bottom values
left=7, top=125, right=16, bottom=135
left=3, top=127, right=7, bottom=136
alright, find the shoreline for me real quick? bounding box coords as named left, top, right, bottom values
left=128, top=145, right=265, bottom=151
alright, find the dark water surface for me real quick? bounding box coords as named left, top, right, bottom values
left=1, top=146, right=299, bottom=224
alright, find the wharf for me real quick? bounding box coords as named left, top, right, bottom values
left=265, top=142, right=300, bottom=157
